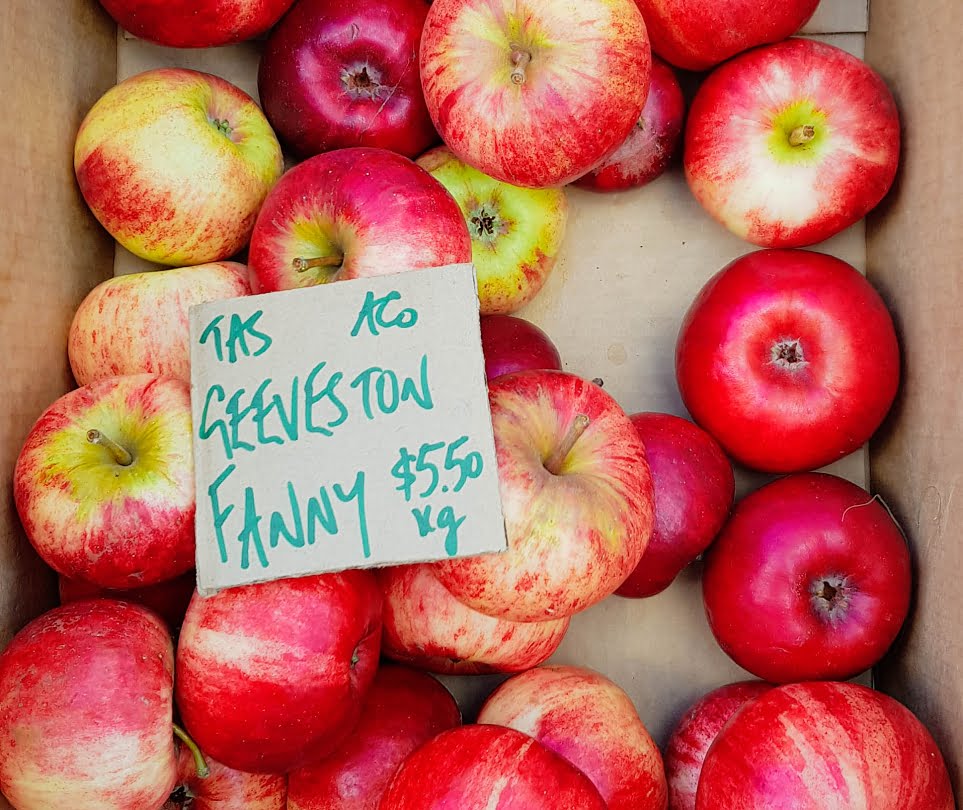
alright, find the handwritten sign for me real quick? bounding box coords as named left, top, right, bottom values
left=188, top=264, right=507, bottom=595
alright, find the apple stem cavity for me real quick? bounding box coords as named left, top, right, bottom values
left=789, top=125, right=816, bottom=146
left=173, top=723, right=210, bottom=780
left=544, top=413, right=591, bottom=475
left=293, top=255, right=344, bottom=273
left=510, top=47, right=532, bottom=86
left=86, top=429, right=133, bottom=467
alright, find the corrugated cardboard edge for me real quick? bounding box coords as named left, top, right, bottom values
left=866, top=0, right=963, bottom=794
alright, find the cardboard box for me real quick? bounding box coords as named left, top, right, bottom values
left=1, top=0, right=959, bottom=802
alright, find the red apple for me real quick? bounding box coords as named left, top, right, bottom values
left=420, top=0, right=652, bottom=188
left=478, top=665, right=668, bottom=810
left=379, top=725, right=608, bottom=809
left=696, top=682, right=954, bottom=809
left=702, top=472, right=912, bottom=683
left=96, top=0, right=296, bottom=48
left=480, top=315, right=563, bottom=381
left=259, top=0, right=437, bottom=159
left=0, top=600, right=178, bottom=809
left=287, top=664, right=461, bottom=810
left=248, top=147, right=471, bottom=293
left=616, top=412, right=733, bottom=598
left=68, top=261, right=251, bottom=386
left=633, top=0, right=820, bottom=71
left=433, top=371, right=654, bottom=623
left=684, top=38, right=900, bottom=248
left=377, top=563, right=570, bottom=675
left=59, top=570, right=196, bottom=634
left=574, top=57, right=686, bottom=192
left=664, top=680, right=773, bottom=810
left=675, top=249, right=900, bottom=473
left=13, top=374, right=195, bottom=590
left=175, top=571, right=383, bottom=774
left=168, top=745, right=287, bottom=810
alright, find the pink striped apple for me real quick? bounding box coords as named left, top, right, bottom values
left=0, top=600, right=179, bottom=809
left=479, top=665, right=668, bottom=810
left=75, top=68, right=284, bottom=266
left=175, top=571, right=383, bottom=774
left=69, top=261, right=251, bottom=386
left=377, top=563, right=570, bottom=675
left=14, top=374, right=195, bottom=590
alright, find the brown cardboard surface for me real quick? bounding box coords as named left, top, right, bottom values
left=0, top=0, right=116, bottom=664
left=866, top=0, right=963, bottom=791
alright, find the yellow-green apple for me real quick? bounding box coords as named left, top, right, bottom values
left=480, top=314, right=563, bottom=381
left=97, top=0, right=296, bottom=48
left=247, top=147, right=471, bottom=293
left=432, top=371, right=655, bottom=623
left=664, top=681, right=773, bottom=810
left=574, top=56, right=686, bottom=192
left=632, top=0, right=819, bottom=71
left=287, top=664, right=461, bottom=810
left=0, top=600, right=181, bottom=809
left=416, top=146, right=568, bottom=314
left=420, top=0, right=652, bottom=188
left=684, top=39, right=901, bottom=248
left=379, top=725, right=608, bottom=809
left=68, top=261, right=251, bottom=386
left=13, top=374, right=195, bottom=590
left=479, top=665, right=668, bottom=810
left=175, top=571, right=383, bottom=774
left=258, top=0, right=438, bottom=159
left=75, top=68, right=284, bottom=266
left=376, top=563, right=570, bottom=675
left=167, top=744, right=287, bottom=810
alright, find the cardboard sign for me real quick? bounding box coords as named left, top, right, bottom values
left=188, top=264, right=507, bottom=595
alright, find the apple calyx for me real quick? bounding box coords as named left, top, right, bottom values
left=293, top=254, right=344, bottom=274
left=86, top=429, right=133, bottom=466
left=769, top=338, right=808, bottom=371
left=210, top=117, right=233, bottom=138
left=510, top=46, right=532, bottom=86
left=341, top=63, right=385, bottom=101
left=467, top=202, right=509, bottom=246
left=788, top=125, right=816, bottom=146
left=810, top=574, right=855, bottom=627
left=173, top=723, right=210, bottom=780
left=544, top=413, right=591, bottom=475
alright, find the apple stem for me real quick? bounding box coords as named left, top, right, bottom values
left=86, top=429, right=133, bottom=467
left=293, top=255, right=343, bottom=273
left=510, top=47, right=532, bottom=86
left=789, top=125, right=816, bottom=146
left=173, top=723, right=210, bottom=780
left=544, top=414, right=591, bottom=475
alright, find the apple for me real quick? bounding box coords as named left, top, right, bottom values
left=432, top=370, right=654, bottom=622
left=96, top=0, right=296, bottom=48
left=175, top=571, right=383, bottom=774
left=287, top=664, right=461, bottom=810
left=675, top=249, right=900, bottom=473
left=633, top=0, right=820, bottom=71
left=247, top=147, right=471, bottom=293
left=259, top=0, right=437, bottom=159
left=702, top=472, right=912, bottom=683
left=420, top=0, right=652, bottom=188
left=0, top=600, right=179, bottom=809
left=75, top=67, right=284, bottom=266
left=379, top=725, right=607, bottom=809
left=684, top=38, right=900, bottom=248
left=415, top=145, right=568, bottom=314
left=696, top=681, right=954, bottom=809
left=574, top=56, right=686, bottom=192
left=478, top=665, right=668, bottom=810
left=616, top=412, right=733, bottom=598
left=59, top=570, right=196, bottom=634
left=14, top=374, right=195, bottom=590
left=480, top=315, right=563, bottom=381
left=664, top=680, right=773, bottom=810
left=68, top=261, right=251, bottom=386
left=377, top=563, right=570, bottom=675
left=168, top=745, right=287, bottom=810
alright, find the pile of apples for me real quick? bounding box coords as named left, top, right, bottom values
left=0, top=0, right=955, bottom=808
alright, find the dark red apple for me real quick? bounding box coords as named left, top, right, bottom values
left=287, top=665, right=461, bottom=810
left=258, top=0, right=438, bottom=159
left=379, top=725, right=608, bottom=809
left=702, top=472, right=912, bottom=683
left=574, top=56, right=686, bottom=192
left=480, top=315, right=563, bottom=381
left=617, top=412, right=733, bottom=598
